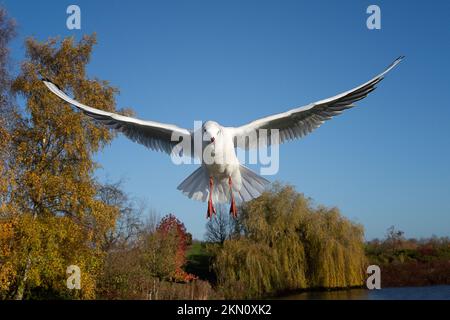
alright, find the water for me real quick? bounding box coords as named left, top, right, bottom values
left=279, top=285, right=450, bottom=300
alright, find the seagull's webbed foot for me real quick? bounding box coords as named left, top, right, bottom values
left=207, top=198, right=216, bottom=219
left=228, top=176, right=238, bottom=218
left=229, top=198, right=237, bottom=218
left=207, top=176, right=216, bottom=219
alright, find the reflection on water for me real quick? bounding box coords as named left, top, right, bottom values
left=280, top=285, right=450, bottom=300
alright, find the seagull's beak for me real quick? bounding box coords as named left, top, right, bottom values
left=210, top=137, right=215, bottom=143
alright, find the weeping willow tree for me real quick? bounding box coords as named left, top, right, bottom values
left=211, top=183, right=366, bottom=299
left=298, top=206, right=366, bottom=288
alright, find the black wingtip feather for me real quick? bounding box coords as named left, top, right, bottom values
left=41, top=77, right=63, bottom=91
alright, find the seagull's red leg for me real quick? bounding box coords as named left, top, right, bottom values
left=228, top=176, right=237, bottom=218
left=207, top=176, right=216, bottom=219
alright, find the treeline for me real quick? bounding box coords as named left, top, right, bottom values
left=365, top=227, right=450, bottom=287
left=205, top=184, right=367, bottom=299
left=203, top=203, right=450, bottom=298
left=97, top=197, right=218, bottom=300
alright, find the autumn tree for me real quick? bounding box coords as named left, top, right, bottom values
left=212, top=184, right=367, bottom=298
left=1, top=34, right=122, bottom=299
left=0, top=6, right=16, bottom=216
left=155, top=214, right=195, bottom=282
left=0, top=7, right=17, bottom=298
left=96, top=181, right=143, bottom=251
left=98, top=213, right=201, bottom=299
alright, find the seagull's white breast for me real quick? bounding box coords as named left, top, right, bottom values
left=203, top=127, right=240, bottom=179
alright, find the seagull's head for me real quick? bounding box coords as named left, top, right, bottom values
left=203, top=121, right=221, bottom=144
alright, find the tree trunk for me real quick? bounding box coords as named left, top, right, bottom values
left=14, top=255, right=32, bottom=300
left=14, top=212, right=37, bottom=300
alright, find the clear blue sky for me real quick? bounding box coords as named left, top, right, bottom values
left=3, top=0, right=450, bottom=240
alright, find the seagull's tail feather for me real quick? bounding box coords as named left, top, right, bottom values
left=177, top=166, right=210, bottom=202
left=235, top=165, right=270, bottom=203
left=177, top=165, right=270, bottom=204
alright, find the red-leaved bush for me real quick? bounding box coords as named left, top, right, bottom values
left=157, top=214, right=196, bottom=282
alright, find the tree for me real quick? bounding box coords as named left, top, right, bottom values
left=385, top=225, right=405, bottom=252
left=156, top=214, right=195, bottom=282
left=98, top=213, right=199, bottom=299
left=205, top=204, right=235, bottom=244
left=0, top=7, right=15, bottom=114
left=96, top=181, right=143, bottom=251
left=0, top=7, right=16, bottom=216
left=1, top=34, right=122, bottom=299
left=0, top=7, right=18, bottom=299
left=212, top=184, right=367, bottom=298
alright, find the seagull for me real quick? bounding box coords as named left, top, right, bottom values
left=42, top=56, right=403, bottom=218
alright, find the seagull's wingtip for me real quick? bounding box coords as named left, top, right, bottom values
left=396, top=55, right=405, bottom=63
left=383, top=55, right=404, bottom=75
left=393, top=56, right=405, bottom=67
left=40, top=77, right=63, bottom=91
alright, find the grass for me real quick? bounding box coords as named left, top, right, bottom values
left=185, top=241, right=216, bottom=283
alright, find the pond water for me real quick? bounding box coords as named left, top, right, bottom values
left=279, top=285, right=450, bottom=300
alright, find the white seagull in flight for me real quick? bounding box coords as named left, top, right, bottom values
left=43, top=57, right=403, bottom=218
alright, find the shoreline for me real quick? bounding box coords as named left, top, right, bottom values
left=273, top=284, right=450, bottom=300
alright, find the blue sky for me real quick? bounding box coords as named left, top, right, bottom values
left=3, top=0, right=450, bottom=240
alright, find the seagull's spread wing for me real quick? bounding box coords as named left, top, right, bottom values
left=232, top=57, right=403, bottom=149
left=43, top=80, right=191, bottom=155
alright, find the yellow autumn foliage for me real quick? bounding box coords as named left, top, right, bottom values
left=0, top=35, right=121, bottom=299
